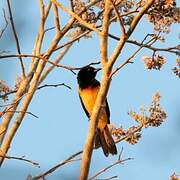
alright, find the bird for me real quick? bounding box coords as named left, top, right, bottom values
left=77, top=66, right=117, bottom=157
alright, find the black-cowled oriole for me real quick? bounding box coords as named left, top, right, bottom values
left=77, top=66, right=117, bottom=157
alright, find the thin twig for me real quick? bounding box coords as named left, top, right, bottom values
left=107, top=0, right=127, bottom=71
left=37, top=83, right=72, bottom=90
left=31, top=151, right=82, bottom=180
left=0, top=53, right=100, bottom=72
left=115, top=125, right=142, bottom=144
left=44, top=1, right=52, bottom=19
left=118, top=147, right=123, bottom=160
left=99, top=175, right=118, bottom=180
left=110, top=0, right=126, bottom=35
left=110, top=35, right=157, bottom=76
left=0, top=154, right=40, bottom=167
left=39, top=45, right=73, bottom=83
left=0, top=83, right=72, bottom=102
left=0, top=9, right=8, bottom=38
left=128, top=40, right=180, bottom=55
left=0, top=90, right=16, bottom=99
left=88, top=157, right=133, bottom=180
left=6, top=0, right=26, bottom=79
left=44, top=26, right=55, bottom=33
left=3, top=110, right=39, bottom=118
left=55, top=30, right=90, bottom=51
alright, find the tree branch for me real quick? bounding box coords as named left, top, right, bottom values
left=0, top=53, right=100, bottom=73
left=2, top=110, right=39, bottom=119
left=0, top=9, right=8, bottom=39
left=108, top=33, right=180, bottom=55
left=0, top=82, right=71, bottom=100
left=0, top=154, right=40, bottom=167
left=37, top=83, right=72, bottom=90
left=29, top=114, right=156, bottom=179
left=6, top=0, right=26, bottom=79
left=0, top=0, right=47, bottom=146
left=31, top=151, right=82, bottom=180
left=127, top=0, right=155, bottom=37
left=88, top=157, right=132, bottom=180
left=110, top=34, right=158, bottom=76
left=50, top=0, right=101, bottom=35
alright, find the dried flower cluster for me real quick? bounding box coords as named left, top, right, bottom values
left=67, top=0, right=98, bottom=38
left=129, top=92, right=167, bottom=127
left=0, top=80, right=10, bottom=102
left=124, top=126, right=142, bottom=144
left=14, top=76, right=22, bottom=90
left=119, top=0, right=135, bottom=12
left=95, top=0, right=135, bottom=11
left=111, top=92, right=166, bottom=145
left=74, top=0, right=97, bottom=24
left=146, top=0, right=180, bottom=33
left=112, top=0, right=135, bottom=25
left=148, top=92, right=167, bottom=126
left=170, top=173, right=180, bottom=180
left=142, top=54, right=165, bottom=70
left=112, top=125, right=141, bottom=145
left=172, top=57, right=180, bottom=78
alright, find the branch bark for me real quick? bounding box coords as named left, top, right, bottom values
left=79, top=1, right=155, bottom=179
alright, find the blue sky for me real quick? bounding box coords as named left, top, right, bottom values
left=0, top=1, right=180, bottom=180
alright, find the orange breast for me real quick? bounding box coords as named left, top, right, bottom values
left=79, top=86, right=108, bottom=130
left=79, top=87, right=99, bottom=115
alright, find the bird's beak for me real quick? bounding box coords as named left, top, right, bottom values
left=95, top=68, right=101, bottom=73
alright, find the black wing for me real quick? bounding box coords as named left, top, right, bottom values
left=105, top=99, right=110, bottom=124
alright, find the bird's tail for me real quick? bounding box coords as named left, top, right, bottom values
left=95, top=125, right=117, bottom=157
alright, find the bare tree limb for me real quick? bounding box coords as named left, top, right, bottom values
left=0, top=154, right=40, bottom=167
left=0, top=0, right=65, bottom=165
left=52, top=2, right=61, bottom=34
left=50, top=0, right=101, bottom=35
left=0, top=0, right=47, bottom=146
left=127, top=0, right=155, bottom=37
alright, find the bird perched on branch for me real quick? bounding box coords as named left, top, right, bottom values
left=77, top=66, right=117, bottom=157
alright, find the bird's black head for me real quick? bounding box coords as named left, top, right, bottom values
left=77, top=66, right=100, bottom=88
